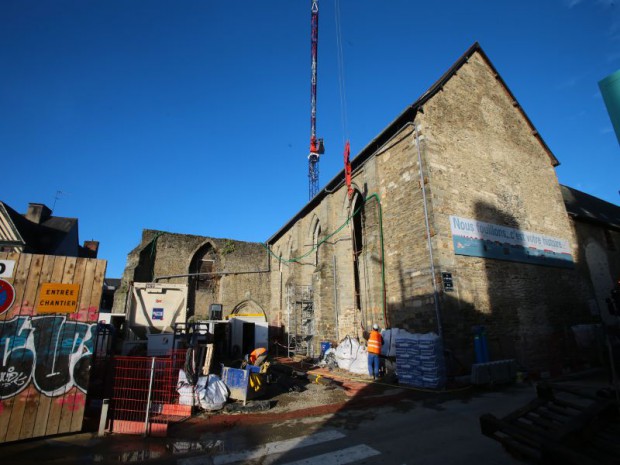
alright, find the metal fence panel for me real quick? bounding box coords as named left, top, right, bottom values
left=108, top=350, right=191, bottom=436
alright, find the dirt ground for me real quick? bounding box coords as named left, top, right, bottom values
left=266, top=379, right=351, bottom=413
left=214, top=361, right=375, bottom=416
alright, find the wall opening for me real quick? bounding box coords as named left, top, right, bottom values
left=229, top=300, right=268, bottom=359
left=191, top=243, right=218, bottom=291
left=352, top=193, right=365, bottom=315
left=585, top=240, right=614, bottom=321
left=187, top=242, right=220, bottom=318
left=604, top=229, right=616, bottom=251
left=312, top=220, right=321, bottom=268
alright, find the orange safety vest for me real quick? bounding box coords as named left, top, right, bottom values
left=367, top=330, right=382, bottom=354
left=249, top=347, right=267, bottom=364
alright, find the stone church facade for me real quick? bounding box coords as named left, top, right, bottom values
left=114, top=43, right=619, bottom=376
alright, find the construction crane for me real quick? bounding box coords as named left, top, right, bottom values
left=308, top=0, right=324, bottom=200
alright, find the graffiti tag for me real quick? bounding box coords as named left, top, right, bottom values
left=0, top=315, right=95, bottom=399
left=0, top=367, right=28, bottom=389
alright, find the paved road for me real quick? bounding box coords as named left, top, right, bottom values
left=8, top=376, right=608, bottom=465
left=0, top=373, right=606, bottom=465
left=176, top=383, right=537, bottom=465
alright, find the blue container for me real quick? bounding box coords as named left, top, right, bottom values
left=221, top=366, right=265, bottom=404
left=221, top=366, right=249, bottom=401
left=245, top=364, right=261, bottom=373
left=320, top=341, right=331, bottom=356
left=473, top=326, right=490, bottom=363
left=480, top=334, right=489, bottom=363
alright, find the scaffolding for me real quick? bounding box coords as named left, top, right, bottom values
left=286, top=285, right=315, bottom=357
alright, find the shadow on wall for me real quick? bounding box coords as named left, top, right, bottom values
left=134, top=241, right=157, bottom=283
left=470, top=201, right=589, bottom=375
left=389, top=201, right=595, bottom=377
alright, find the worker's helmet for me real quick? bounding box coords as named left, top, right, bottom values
left=372, top=323, right=379, bottom=330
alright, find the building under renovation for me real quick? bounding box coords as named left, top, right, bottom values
left=113, top=43, right=620, bottom=377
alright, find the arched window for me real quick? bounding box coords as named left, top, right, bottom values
left=312, top=220, right=321, bottom=267
left=190, top=242, right=218, bottom=292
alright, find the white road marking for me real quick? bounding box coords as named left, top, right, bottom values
left=178, top=430, right=346, bottom=465
left=279, top=444, right=381, bottom=465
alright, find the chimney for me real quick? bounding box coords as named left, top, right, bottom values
left=83, top=241, right=99, bottom=258
left=25, top=203, right=52, bottom=224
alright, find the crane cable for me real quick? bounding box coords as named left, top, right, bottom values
left=334, top=0, right=349, bottom=145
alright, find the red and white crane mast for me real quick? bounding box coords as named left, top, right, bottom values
left=308, top=0, right=324, bottom=199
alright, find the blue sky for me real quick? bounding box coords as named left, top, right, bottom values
left=1, top=0, right=619, bottom=278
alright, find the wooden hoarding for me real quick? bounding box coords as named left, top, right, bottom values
left=0, top=252, right=106, bottom=442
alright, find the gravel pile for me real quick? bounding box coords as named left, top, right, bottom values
left=267, top=382, right=349, bottom=413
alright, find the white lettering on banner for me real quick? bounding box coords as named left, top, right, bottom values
left=450, top=215, right=570, bottom=255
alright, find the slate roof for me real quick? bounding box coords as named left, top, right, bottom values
left=561, top=185, right=620, bottom=230
left=0, top=201, right=79, bottom=255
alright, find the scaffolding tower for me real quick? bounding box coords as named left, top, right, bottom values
left=286, top=284, right=315, bottom=357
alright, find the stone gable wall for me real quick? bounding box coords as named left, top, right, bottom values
left=409, top=51, right=594, bottom=371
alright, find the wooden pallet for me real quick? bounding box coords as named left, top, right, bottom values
left=480, top=383, right=620, bottom=465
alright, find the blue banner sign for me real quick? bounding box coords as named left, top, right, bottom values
left=450, top=215, right=573, bottom=268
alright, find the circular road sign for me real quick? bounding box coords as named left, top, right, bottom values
left=0, top=279, right=16, bottom=315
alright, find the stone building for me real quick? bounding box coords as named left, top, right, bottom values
left=113, top=230, right=271, bottom=321
left=114, top=43, right=619, bottom=376
left=561, top=185, right=620, bottom=325
left=0, top=201, right=99, bottom=258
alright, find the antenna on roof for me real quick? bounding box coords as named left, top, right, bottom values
left=52, top=190, right=64, bottom=212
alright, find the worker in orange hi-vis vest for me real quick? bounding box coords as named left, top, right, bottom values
left=367, top=324, right=384, bottom=380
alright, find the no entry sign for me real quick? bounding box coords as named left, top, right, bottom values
left=0, top=279, right=16, bottom=315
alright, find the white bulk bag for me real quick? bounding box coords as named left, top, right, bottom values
left=196, top=374, right=229, bottom=411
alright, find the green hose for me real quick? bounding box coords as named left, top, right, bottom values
left=365, top=193, right=388, bottom=328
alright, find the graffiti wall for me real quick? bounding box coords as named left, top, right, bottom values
left=0, top=252, right=106, bottom=443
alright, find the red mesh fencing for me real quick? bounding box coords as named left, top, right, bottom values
left=108, top=350, right=192, bottom=436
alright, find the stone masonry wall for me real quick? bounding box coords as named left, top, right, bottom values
left=569, top=219, right=620, bottom=321
left=374, top=124, right=438, bottom=334
left=413, top=51, right=594, bottom=373
left=113, top=230, right=270, bottom=321
left=268, top=165, right=385, bottom=353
